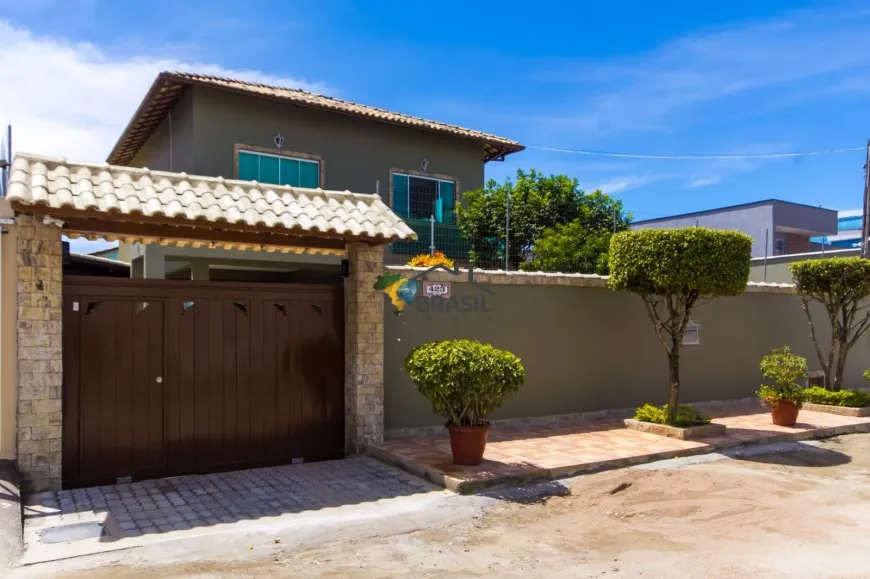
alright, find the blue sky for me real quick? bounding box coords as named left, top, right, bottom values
left=2, top=0, right=870, bottom=250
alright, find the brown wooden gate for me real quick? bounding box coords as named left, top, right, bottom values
left=62, top=276, right=344, bottom=488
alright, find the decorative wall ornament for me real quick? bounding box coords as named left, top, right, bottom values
left=274, top=134, right=285, bottom=149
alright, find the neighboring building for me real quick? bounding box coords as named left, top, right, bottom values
left=632, top=199, right=838, bottom=258
left=64, top=251, right=130, bottom=277
left=810, top=208, right=862, bottom=249
left=89, top=245, right=121, bottom=261
left=108, top=72, right=524, bottom=278
left=748, top=247, right=860, bottom=284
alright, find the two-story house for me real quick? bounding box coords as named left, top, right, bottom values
left=109, top=72, right=524, bottom=280
left=0, top=72, right=523, bottom=491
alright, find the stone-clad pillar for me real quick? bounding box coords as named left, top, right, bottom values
left=344, top=242, right=385, bottom=452
left=15, top=214, right=63, bottom=492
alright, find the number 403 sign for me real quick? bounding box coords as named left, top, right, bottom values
left=422, top=281, right=451, bottom=299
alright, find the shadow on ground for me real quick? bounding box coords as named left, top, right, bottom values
left=729, top=444, right=852, bottom=468
left=23, top=457, right=435, bottom=545
left=478, top=479, right=571, bottom=504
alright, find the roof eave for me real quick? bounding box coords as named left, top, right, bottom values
left=109, top=72, right=524, bottom=166
left=106, top=72, right=176, bottom=164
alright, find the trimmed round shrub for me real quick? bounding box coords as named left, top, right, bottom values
left=608, top=227, right=752, bottom=296
left=403, top=339, right=525, bottom=427
left=790, top=257, right=870, bottom=298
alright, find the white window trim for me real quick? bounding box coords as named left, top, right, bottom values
left=238, top=149, right=321, bottom=187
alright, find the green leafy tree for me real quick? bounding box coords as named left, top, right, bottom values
left=457, top=170, right=630, bottom=271
left=608, top=228, right=752, bottom=423
left=521, top=209, right=613, bottom=274
left=789, top=257, right=870, bottom=391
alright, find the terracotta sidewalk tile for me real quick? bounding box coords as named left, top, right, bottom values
left=372, top=405, right=870, bottom=493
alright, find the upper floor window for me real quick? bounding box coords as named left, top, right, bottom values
left=392, top=173, right=455, bottom=224
left=237, top=149, right=320, bottom=188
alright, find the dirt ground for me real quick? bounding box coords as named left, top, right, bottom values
left=33, top=434, right=870, bottom=578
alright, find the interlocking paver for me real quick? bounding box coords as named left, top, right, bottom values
left=23, top=457, right=433, bottom=549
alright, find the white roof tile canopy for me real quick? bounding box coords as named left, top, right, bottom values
left=7, top=154, right=417, bottom=245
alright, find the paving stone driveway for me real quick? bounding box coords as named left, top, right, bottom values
left=22, top=457, right=435, bottom=562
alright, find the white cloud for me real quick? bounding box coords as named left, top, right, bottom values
left=590, top=175, right=657, bottom=195
left=535, top=7, right=870, bottom=134
left=0, top=20, right=330, bottom=163
left=685, top=176, right=723, bottom=188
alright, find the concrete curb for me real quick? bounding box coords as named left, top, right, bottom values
left=802, top=402, right=870, bottom=417
left=368, top=421, right=870, bottom=494
left=0, top=460, right=22, bottom=571
left=623, top=418, right=727, bottom=440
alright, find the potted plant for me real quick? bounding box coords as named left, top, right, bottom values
left=757, top=346, right=807, bottom=426
left=403, top=339, right=525, bottom=465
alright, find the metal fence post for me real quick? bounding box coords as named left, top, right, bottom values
left=505, top=191, right=511, bottom=270
left=429, top=215, right=436, bottom=255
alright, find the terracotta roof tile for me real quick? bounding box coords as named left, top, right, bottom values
left=8, top=154, right=416, bottom=242
left=108, top=72, right=524, bottom=166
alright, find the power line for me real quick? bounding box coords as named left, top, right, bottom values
left=529, top=145, right=864, bottom=160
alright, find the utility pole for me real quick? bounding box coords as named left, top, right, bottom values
left=862, top=139, right=870, bottom=257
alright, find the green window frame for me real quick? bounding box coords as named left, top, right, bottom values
left=237, top=150, right=320, bottom=188
left=391, top=173, right=456, bottom=224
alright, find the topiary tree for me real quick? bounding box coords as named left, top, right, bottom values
left=789, top=257, right=870, bottom=391
left=608, top=228, right=752, bottom=423
left=403, top=339, right=525, bottom=426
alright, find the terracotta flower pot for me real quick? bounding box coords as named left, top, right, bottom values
left=770, top=399, right=800, bottom=426
left=446, top=422, right=491, bottom=466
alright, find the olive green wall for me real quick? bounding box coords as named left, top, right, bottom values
left=129, top=89, right=195, bottom=173
left=190, top=87, right=485, bottom=196
left=384, top=281, right=870, bottom=431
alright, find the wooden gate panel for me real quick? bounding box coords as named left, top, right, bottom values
left=64, top=277, right=344, bottom=487
left=64, top=296, right=164, bottom=487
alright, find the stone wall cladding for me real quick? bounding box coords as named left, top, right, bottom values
left=15, top=215, right=63, bottom=492
left=345, top=242, right=385, bottom=452
left=385, top=266, right=796, bottom=294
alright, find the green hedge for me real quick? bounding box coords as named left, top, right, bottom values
left=634, top=403, right=711, bottom=427
left=403, top=339, right=525, bottom=426
left=789, top=257, right=870, bottom=298
left=803, top=386, right=870, bottom=408
left=608, top=227, right=752, bottom=295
